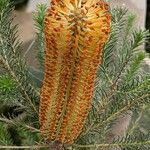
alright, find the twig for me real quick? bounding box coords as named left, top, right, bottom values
left=128, top=105, right=148, bottom=135
left=23, top=40, right=35, bottom=57
left=24, top=125, right=40, bottom=133
left=93, top=94, right=150, bottom=129
left=0, top=56, right=38, bottom=114
left=73, top=141, right=150, bottom=148
left=0, top=145, right=50, bottom=149
left=81, top=94, right=150, bottom=137
left=0, top=117, right=40, bottom=133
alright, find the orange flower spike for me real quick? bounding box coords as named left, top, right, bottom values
left=39, top=0, right=111, bottom=144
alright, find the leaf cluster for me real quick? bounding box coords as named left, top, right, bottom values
left=0, top=0, right=40, bottom=146
left=0, top=1, right=149, bottom=150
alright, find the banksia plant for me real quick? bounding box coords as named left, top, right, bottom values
left=0, top=0, right=150, bottom=150
left=39, top=0, right=111, bottom=144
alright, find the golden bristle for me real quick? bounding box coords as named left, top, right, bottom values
left=39, top=0, right=111, bottom=144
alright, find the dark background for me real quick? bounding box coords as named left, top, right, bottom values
left=11, top=0, right=29, bottom=10
left=146, top=0, right=150, bottom=53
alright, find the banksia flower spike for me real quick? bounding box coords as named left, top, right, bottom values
left=39, top=0, right=111, bottom=144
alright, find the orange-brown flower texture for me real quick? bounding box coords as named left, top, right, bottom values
left=39, top=0, right=111, bottom=144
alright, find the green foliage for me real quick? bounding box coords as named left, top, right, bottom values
left=0, top=0, right=39, bottom=116
left=16, top=126, right=41, bottom=145
left=124, top=51, right=145, bottom=82
left=0, top=0, right=8, bottom=12
left=0, top=0, right=150, bottom=150
left=33, top=4, right=47, bottom=31
left=0, top=0, right=40, bottom=147
left=0, top=122, right=13, bottom=145
left=33, top=4, right=47, bottom=68
left=0, top=75, right=15, bottom=93
left=74, top=133, right=150, bottom=149
left=0, top=75, right=21, bottom=106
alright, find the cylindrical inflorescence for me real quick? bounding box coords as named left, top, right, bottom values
left=39, top=0, right=111, bottom=144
